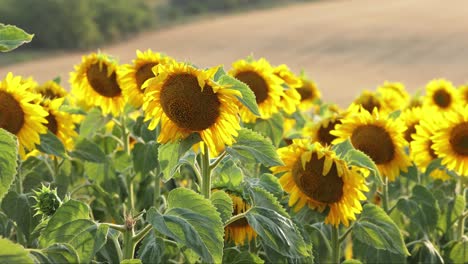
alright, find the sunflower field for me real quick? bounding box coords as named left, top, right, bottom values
left=1, top=25, right=468, bottom=264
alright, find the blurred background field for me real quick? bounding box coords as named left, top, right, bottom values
left=1, top=0, right=468, bottom=105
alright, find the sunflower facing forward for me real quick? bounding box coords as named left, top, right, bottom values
left=331, top=105, right=411, bottom=181
left=142, top=61, right=241, bottom=156
left=432, top=105, right=468, bottom=176
left=70, top=52, right=125, bottom=116
left=118, top=50, right=174, bottom=108
left=34, top=80, right=68, bottom=100
left=41, top=98, right=78, bottom=151
left=304, top=114, right=343, bottom=146
left=224, top=192, right=257, bottom=245
left=423, top=79, right=460, bottom=112
left=0, top=73, right=48, bottom=156
left=272, top=139, right=368, bottom=227
left=229, top=58, right=284, bottom=123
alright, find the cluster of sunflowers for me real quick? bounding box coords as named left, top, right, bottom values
left=1, top=49, right=468, bottom=263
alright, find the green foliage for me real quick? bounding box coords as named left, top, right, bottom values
left=0, top=237, right=33, bottom=264
left=216, top=72, right=260, bottom=116
left=30, top=243, right=80, bottom=263
left=0, top=24, right=33, bottom=52
left=1, top=191, right=35, bottom=241
left=210, top=190, right=233, bottom=224
left=251, top=113, right=284, bottom=147
left=0, top=129, right=18, bottom=203
left=223, top=248, right=264, bottom=264
left=146, top=188, right=224, bottom=263
left=70, top=138, right=106, bottom=163
left=37, top=131, right=66, bottom=158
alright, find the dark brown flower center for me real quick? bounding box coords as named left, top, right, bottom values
left=404, top=123, right=417, bottom=143
left=433, top=89, right=451, bottom=108
left=317, top=119, right=341, bottom=146
left=235, top=71, right=269, bottom=104
left=41, top=88, right=62, bottom=100
left=46, top=112, right=58, bottom=135
left=86, top=63, right=122, bottom=98
left=0, top=91, right=25, bottom=135
left=427, top=140, right=438, bottom=160
left=359, top=97, right=381, bottom=113
left=296, top=83, right=314, bottom=101
left=135, top=63, right=158, bottom=90
left=229, top=199, right=250, bottom=227
left=292, top=152, right=344, bottom=203
left=351, top=125, right=395, bottom=164
left=160, top=73, right=220, bottom=131
left=450, top=122, right=468, bottom=156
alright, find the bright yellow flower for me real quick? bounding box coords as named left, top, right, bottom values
left=376, top=81, right=410, bottom=112
left=224, top=193, right=257, bottom=246
left=41, top=98, right=78, bottom=151
left=296, top=78, right=321, bottom=111
left=423, top=79, right=460, bottom=112
left=303, top=114, right=343, bottom=146
left=34, top=80, right=68, bottom=100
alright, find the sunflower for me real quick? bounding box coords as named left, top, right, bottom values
left=432, top=105, right=468, bottom=176
left=458, top=84, right=468, bottom=105
left=272, top=139, right=368, bottom=227
left=353, top=90, right=387, bottom=114
left=423, top=79, right=460, bottom=112
left=0, top=73, right=48, bottom=156
left=118, top=50, right=174, bottom=108
left=70, top=52, right=125, bottom=116
left=34, top=80, right=68, bottom=100
left=224, top=192, right=257, bottom=245
left=304, top=114, right=343, bottom=146
left=410, top=113, right=451, bottom=180
left=296, top=79, right=321, bottom=111
left=399, top=107, right=424, bottom=144
left=273, top=64, right=301, bottom=115
left=142, top=61, right=241, bottom=156
left=331, top=105, right=411, bottom=181
left=229, top=58, right=284, bottom=123
left=41, top=98, right=78, bottom=151
left=377, top=81, right=410, bottom=112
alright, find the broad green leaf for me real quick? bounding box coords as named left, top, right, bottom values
left=218, top=74, right=260, bottom=116
left=121, top=259, right=142, bottom=264
left=252, top=113, right=284, bottom=147
left=158, top=142, right=180, bottom=181
left=250, top=173, right=283, bottom=199
left=447, top=195, right=465, bottom=229
left=352, top=239, right=406, bottom=264
left=306, top=223, right=331, bottom=264
left=344, top=149, right=382, bottom=185
left=353, top=204, right=409, bottom=256
left=39, top=200, right=108, bottom=263
left=448, top=239, right=468, bottom=264
left=223, top=248, right=264, bottom=264
left=1, top=191, right=33, bottom=241
left=0, top=128, right=18, bottom=203
left=79, top=108, right=109, bottom=138
left=332, top=139, right=354, bottom=158
left=41, top=243, right=80, bottom=263
left=21, top=157, right=54, bottom=193
left=137, top=231, right=164, bottom=264
left=227, top=128, right=283, bottom=166
left=132, top=116, right=158, bottom=143
left=96, top=230, right=121, bottom=264
left=409, top=240, right=443, bottom=264
left=245, top=187, right=309, bottom=258
left=146, top=188, right=224, bottom=263
left=37, top=131, right=66, bottom=158
left=133, top=142, right=159, bottom=176
left=425, top=158, right=442, bottom=176
left=213, top=159, right=243, bottom=188
left=211, top=190, right=233, bottom=224
left=0, top=24, right=34, bottom=52
left=70, top=138, right=106, bottom=163
left=213, top=66, right=227, bottom=82
left=0, top=237, right=33, bottom=264
left=179, top=133, right=201, bottom=156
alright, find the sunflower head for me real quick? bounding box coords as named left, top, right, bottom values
left=229, top=58, right=284, bottom=123
left=410, top=114, right=443, bottom=170
left=377, top=81, right=410, bottom=112
left=432, top=105, right=468, bottom=176
left=118, top=50, right=174, bottom=108
left=304, top=114, right=343, bottom=146
left=224, top=192, right=257, bottom=245
left=70, top=52, right=125, bottom=116
left=353, top=90, right=386, bottom=114
left=399, top=107, right=424, bottom=144
left=296, top=78, right=321, bottom=111
left=331, top=106, right=411, bottom=181
left=0, top=73, right=48, bottom=157
left=142, top=61, right=241, bottom=156
left=34, top=80, right=68, bottom=100
left=272, top=139, right=369, bottom=227
left=423, top=79, right=460, bottom=112
left=33, top=184, right=62, bottom=218
left=41, top=98, right=78, bottom=151
left=458, top=84, right=468, bottom=105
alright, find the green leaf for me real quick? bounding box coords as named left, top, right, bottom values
left=255, top=173, right=283, bottom=199
left=306, top=223, right=331, bottom=263
left=217, top=74, right=260, bottom=116
left=0, top=128, right=18, bottom=203
left=227, top=128, right=283, bottom=166
left=211, top=190, right=233, bottom=224
left=332, top=139, right=354, bottom=158
left=158, top=142, right=180, bottom=181
left=447, top=195, right=466, bottom=230
left=388, top=110, right=401, bottom=119
left=132, top=142, right=159, bottom=176
left=179, top=133, right=201, bottom=156
left=37, top=131, right=66, bottom=158
left=41, top=243, right=80, bottom=263
left=344, top=149, right=382, bottom=185
left=137, top=231, right=164, bottom=264
left=213, top=159, right=244, bottom=188
left=39, top=200, right=108, bottom=264
left=245, top=187, right=309, bottom=258
left=0, top=237, right=33, bottom=264
left=353, top=203, right=409, bottom=256
left=21, top=157, right=54, bottom=193
left=425, top=158, right=442, bottom=176
left=146, top=188, right=224, bottom=263
left=132, top=116, right=158, bottom=143
left=1, top=191, right=33, bottom=241
left=252, top=113, right=284, bottom=147
left=448, top=239, right=468, bottom=264
left=223, top=248, right=264, bottom=264
left=409, top=240, right=443, bottom=264
left=79, top=108, right=109, bottom=138
left=352, top=239, right=406, bottom=264
left=70, top=138, right=106, bottom=163
left=0, top=24, right=34, bottom=52
left=121, top=259, right=142, bottom=264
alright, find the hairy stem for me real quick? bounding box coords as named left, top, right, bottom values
left=331, top=225, right=340, bottom=264
left=201, top=144, right=211, bottom=199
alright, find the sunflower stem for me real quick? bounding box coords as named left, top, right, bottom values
left=457, top=187, right=467, bottom=240
left=331, top=225, right=341, bottom=264
left=224, top=210, right=250, bottom=227
left=382, top=176, right=390, bottom=213
left=209, top=151, right=227, bottom=170
left=154, top=166, right=161, bottom=207
left=122, top=222, right=135, bottom=260
left=133, top=224, right=153, bottom=245
left=338, top=222, right=355, bottom=243
left=201, top=144, right=211, bottom=199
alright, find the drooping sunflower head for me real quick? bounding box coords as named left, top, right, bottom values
left=224, top=192, right=257, bottom=245
left=423, top=79, right=460, bottom=112
left=273, top=64, right=302, bottom=115
left=296, top=78, right=321, bottom=111
left=118, top=49, right=174, bottom=108
left=304, top=114, right=343, bottom=147
left=0, top=73, right=48, bottom=157
left=142, top=61, right=241, bottom=156
left=331, top=106, right=411, bottom=181
left=458, top=84, right=468, bottom=105
left=272, top=139, right=368, bottom=227
left=377, top=81, right=410, bottom=112
left=41, top=98, right=78, bottom=151
left=229, top=58, right=284, bottom=123
left=34, top=80, right=68, bottom=100
left=432, top=105, right=468, bottom=176
left=352, top=90, right=387, bottom=114
left=399, top=107, right=424, bottom=144
left=70, top=52, right=125, bottom=116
